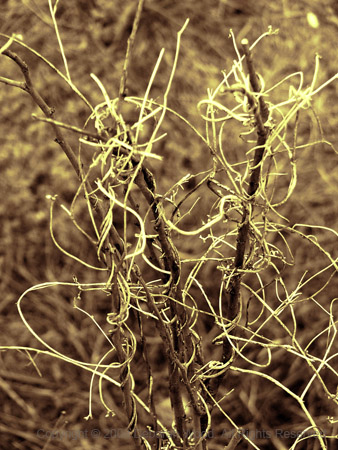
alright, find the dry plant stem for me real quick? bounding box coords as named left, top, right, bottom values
left=31, top=114, right=103, bottom=140
left=118, top=0, right=145, bottom=105
left=227, top=41, right=269, bottom=313
left=137, top=311, right=158, bottom=434
left=0, top=32, right=92, bottom=110
left=203, top=40, right=270, bottom=424
left=1, top=50, right=124, bottom=258
left=41, top=411, right=67, bottom=450
left=135, top=269, right=204, bottom=448
left=241, top=39, right=269, bottom=124
left=111, top=328, right=144, bottom=450
left=2, top=50, right=80, bottom=178
left=134, top=269, right=186, bottom=445
left=223, top=429, right=243, bottom=450
left=99, top=132, right=194, bottom=444
left=134, top=163, right=205, bottom=443
left=134, top=169, right=190, bottom=443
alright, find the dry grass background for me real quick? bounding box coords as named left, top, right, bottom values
left=0, top=1, right=338, bottom=449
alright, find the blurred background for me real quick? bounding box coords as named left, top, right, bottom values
left=0, top=1, right=338, bottom=449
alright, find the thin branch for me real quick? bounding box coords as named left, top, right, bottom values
left=0, top=75, right=25, bottom=89
left=3, top=49, right=80, bottom=178
left=2, top=49, right=124, bottom=257
left=118, top=0, right=145, bottom=104
left=0, top=32, right=93, bottom=110
left=228, top=40, right=270, bottom=310
left=111, top=328, right=145, bottom=450
left=31, top=114, right=103, bottom=141
left=224, top=429, right=243, bottom=450
left=241, top=38, right=269, bottom=125
left=202, top=38, right=271, bottom=424
left=48, top=0, right=71, bottom=81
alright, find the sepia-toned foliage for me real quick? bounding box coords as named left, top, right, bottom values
left=1, top=1, right=338, bottom=449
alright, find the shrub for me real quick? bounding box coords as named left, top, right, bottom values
left=1, top=2, right=337, bottom=449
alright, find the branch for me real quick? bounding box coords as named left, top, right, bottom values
left=228, top=40, right=270, bottom=312
left=202, top=39, right=271, bottom=424
left=241, top=38, right=269, bottom=125
left=2, top=49, right=80, bottom=178
left=224, top=429, right=243, bottom=450
left=31, top=114, right=103, bottom=141
left=118, top=0, right=145, bottom=104
left=1, top=50, right=124, bottom=258
left=0, top=75, right=25, bottom=90
left=111, top=328, right=145, bottom=450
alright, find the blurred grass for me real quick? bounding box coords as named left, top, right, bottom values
left=1, top=0, right=338, bottom=449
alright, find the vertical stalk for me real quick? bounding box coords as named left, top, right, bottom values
left=111, top=328, right=144, bottom=450
left=202, top=38, right=270, bottom=433
left=226, top=39, right=270, bottom=324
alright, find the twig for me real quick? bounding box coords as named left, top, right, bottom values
left=134, top=267, right=187, bottom=445
left=0, top=75, right=25, bottom=89
left=111, top=328, right=145, bottom=450
left=1, top=49, right=124, bottom=258
left=2, top=49, right=80, bottom=178
left=31, top=113, right=103, bottom=140
left=227, top=39, right=270, bottom=311
left=202, top=38, right=271, bottom=425
left=0, top=31, right=92, bottom=110
left=118, top=0, right=145, bottom=104
left=139, top=271, right=204, bottom=443
left=223, top=429, right=243, bottom=450
left=241, top=38, right=269, bottom=125
left=41, top=411, right=67, bottom=450
left=48, top=0, right=71, bottom=81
